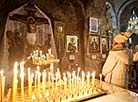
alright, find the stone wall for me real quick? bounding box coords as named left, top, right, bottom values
left=0, top=0, right=107, bottom=78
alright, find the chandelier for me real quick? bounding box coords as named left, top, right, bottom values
left=27, top=49, right=60, bottom=65
left=127, top=10, right=138, bottom=33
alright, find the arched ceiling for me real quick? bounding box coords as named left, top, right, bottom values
left=0, top=0, right=87, bottom=16
left=0, top=0, right=86, bottom=43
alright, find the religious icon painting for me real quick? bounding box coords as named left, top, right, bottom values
left=66, top=35, right=78, bottom=53
left=54, top=21, right=65, bottom=33
left=54, top=21, right=65, bottom=54
left=89, top=17, right=99, bottom=33
left=89, top=35, right=100, bottom=53
left=101, top=37, right=109, bottom=54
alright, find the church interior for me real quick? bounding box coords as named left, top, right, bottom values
left=0, top=0, right=138, bottom=102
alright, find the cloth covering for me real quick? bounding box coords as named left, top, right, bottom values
left=114, top=32, right=131, bottom=43
left=102, top=48, right=130, bottom=88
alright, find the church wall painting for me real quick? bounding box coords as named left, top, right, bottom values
left=89, top=35, right=100, bottom=53
left=66, top=35, right=78, bottom=53
left=1, top=2, right=57, bottom=69
left=89, top=17, right=99, bottom=33
left=54, top=21, right=65, bottom=53
left=101, top=37, right=109, bottom=54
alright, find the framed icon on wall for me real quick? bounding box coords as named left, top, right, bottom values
left=66, top=35, right=78, bottom=53
left=89, top=35, right=100, bottom=53
left=89, top=17, right=99, bottom=33
left=101, top=37, right=109, bottom=53
left=54, top=21, right=65, bottom=54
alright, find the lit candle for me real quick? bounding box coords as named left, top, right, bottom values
left=48, top=48, right=52, bottom=54
left=0, top=70, right=4, bottom=102
left=67, top=72, right=71, bottom=90
left=63, top=73, right=67, bottom=92
left=81, top=71, right=85, bottom=87
left=42, top=70, right=46, bottom=95
left=55, top=72, right=58, bottom=89
left=28, top=68, right=30, bottom=92
left=29, top=73, right=34, bottom=102
left=20, top=61, right=25, bottom=102
left=37, top=66, right=41, bottom=101
left=99, top=74, right=102, bottom=89
left=92, top=71, right=96, bottom=90
left=34, top=70, right=37, bottom=92
left=12, top=62, right=18, bottom=102
left=48, top=72, right=51, bottom=89
left=77, top=67, right=80, bottom=84
left=86, top=71, right=90, bottom=86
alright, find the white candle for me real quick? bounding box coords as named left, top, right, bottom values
left=63, top=73, right=67, bottom=92
left=34, top=71, right=37, bottom=91
left=55, top=72, right=58, bottom=89
left=42, top=70, right=46, bottom=95
left=81, top=71, right=85, bottom=87
left=20, top=61, right=25, bottom=102
left=48, top=49, right=52, bottom=54
left=37, top=66, right=41, bottom=100
left=92, top=71, right=96, bottom=89
left=12, top=62, right=18, bottom=102
left=99, top=74, right=102, bottom=88
left=67, top=72, right=71, bottom=90
left=48, top=72, right=51, bottom=89
left=28, top=68, right=30, bottom=91
left=77, top=67, right=80, bottom=84
left=29, top=73, right=34, bottom=102
left=86, top=71, right=90, bottom=85
left=0, top=70, right=4, bottom=102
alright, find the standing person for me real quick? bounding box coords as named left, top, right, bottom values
left=133, top=45, right=138, bottom=87
left=102, top=32, right=131, bottom=88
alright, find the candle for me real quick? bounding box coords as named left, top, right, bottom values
left=28, top=68, right=30, bottom=93
left=92, top=71, right=96, bottom=90
left=99, top=74, right=102, bottom=89
left=81, top=71, right=85, bottom=87
left=34, top=71, right=37, bottom=91
left=20, top=61, right=25, bottom=102
left=0, top=70, right=4, bottom=102
left=63, top=73, right=67, bottom=91
left=29, top=73, right=34, bottom=102
left=77, top=67, right=80, bottom=84
left=42, top=70, right=46, bottom=95
left=48, top=48, right=52, bottom=54
left=12, top=62, right=18, bottom=102
left=67, top=72, right=71, bottom=90
left=55, top=72, right=58, bottom=89
left=48, top=72, right=51, bottom=89
left=37, top=66, right=41, bottom=101
left=86, top=71, right=90, bottom=86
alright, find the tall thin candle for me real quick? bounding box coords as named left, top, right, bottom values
left=42, top=70, right=46, bottom=95
left=0, top=70, right=4, bottom=102
left=37, top=66, right=41, bottom=101
left=20, top=61, right=25, bottom=102
left=12, top=62, right=18, bottom=102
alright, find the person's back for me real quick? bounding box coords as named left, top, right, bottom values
left=102, top=48, right=130, bottom=87
left=102, top=32, right=131, bottom=88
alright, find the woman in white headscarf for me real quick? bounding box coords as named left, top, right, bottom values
left=102, top=32, right=131, bottom=88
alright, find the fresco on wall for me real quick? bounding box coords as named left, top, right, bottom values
left=1, top=1, right=57, bottom=69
